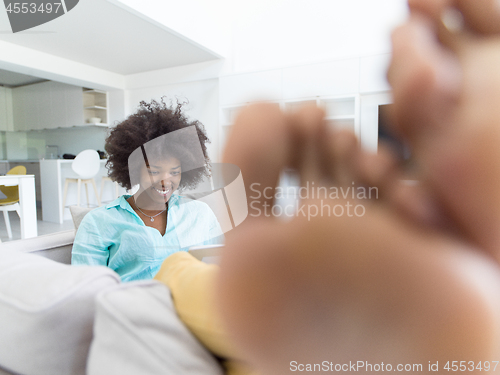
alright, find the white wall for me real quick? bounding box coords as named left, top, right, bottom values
left=229, top=0, right=407, bottom=73
left=6, top=132, right=27, bottom=159
left=125, top=78, right=220, bottom=162
left=108, top=89, right=127, bottom=127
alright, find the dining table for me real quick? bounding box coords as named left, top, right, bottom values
left=0, top=174, right=37, bottom=239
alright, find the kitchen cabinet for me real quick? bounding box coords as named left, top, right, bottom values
left=35, top=82, right=52, bottom=130
left=219, top=53, right=395, bottom=160
left=12, top=82, right=108, bottom=131
left=319, top=95, right=359, bottom=134
left=24, top=83, right=41, bottom=130
left=47, top=82, right=65, bottom=130
left=12, top=84, right=32, bottom=131
left=283, top=95, right=359, bottom=134
left=219, top=95, right=359, bottom=160
left=0, top=86, right=14, bottom=131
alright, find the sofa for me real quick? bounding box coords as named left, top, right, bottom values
left=0, top=230, right=225, bottom=375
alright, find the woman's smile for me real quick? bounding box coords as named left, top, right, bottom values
left=152, top=184, right=172, bottom=197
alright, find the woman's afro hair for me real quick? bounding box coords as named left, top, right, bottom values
left=105, top=98, right=211, bottom=191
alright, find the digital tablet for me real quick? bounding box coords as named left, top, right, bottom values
left=188, top=244, right=224, bottom=264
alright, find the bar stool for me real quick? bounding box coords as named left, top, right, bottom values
left=100, top=176, right=119, bottom=203
left=62, top=150, right=101, bottom=210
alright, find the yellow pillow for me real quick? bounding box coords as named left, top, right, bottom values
left=154, top=252, right=258, bottom=375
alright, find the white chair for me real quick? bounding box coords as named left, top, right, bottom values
left=62, top=150, right=101, bottom=210
left=0, top=166, right=26, bottom=239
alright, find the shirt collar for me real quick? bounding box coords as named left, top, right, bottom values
left=105, top=194, right=179, bottom=212
left=104, top=194, right=134, bottom=213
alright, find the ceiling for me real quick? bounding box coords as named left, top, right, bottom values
left=0, top=69, right=47, bottom=87
left=0, top=0, right=221, bottom=85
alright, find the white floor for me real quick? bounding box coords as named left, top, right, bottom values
left=0, top=209, right=75, bottom=243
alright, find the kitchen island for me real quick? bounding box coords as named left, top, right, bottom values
left=0, top=174, right=37, bottom=238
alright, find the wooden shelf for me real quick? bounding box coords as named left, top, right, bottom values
left=83, top=88, right=108, bottom=125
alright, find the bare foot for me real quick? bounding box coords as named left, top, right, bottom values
left=217, top=103, right=500, bottom=374
left=219, top=199, right=500, bottom=374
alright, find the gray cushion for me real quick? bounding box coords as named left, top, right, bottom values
left=87, top=281, right=224, bottom=375
left=0, top=249, right=120, bottom=375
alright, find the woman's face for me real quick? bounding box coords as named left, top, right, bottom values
left=138, top=156, right=182, bottom=207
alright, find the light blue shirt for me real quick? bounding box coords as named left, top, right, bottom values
left=71, top=194, right=224, bottom=282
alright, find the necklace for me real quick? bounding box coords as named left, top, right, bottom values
left=133, top=198, right=167, bottom=222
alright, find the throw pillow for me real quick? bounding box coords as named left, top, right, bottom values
left=69, top=205, right=95, bottom=230
left=87, top=281, right=224, bottom=375
left=0, top=249, right=120, bottom=375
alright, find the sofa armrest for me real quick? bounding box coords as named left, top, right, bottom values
left=0, top=230, right=75, bottom=265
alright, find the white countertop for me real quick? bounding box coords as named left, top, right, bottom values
left=0, top=159, right=41, bottom=162
left=39, top=159, right=108, bottom=163
left=1, top=159, right=108, bottom=163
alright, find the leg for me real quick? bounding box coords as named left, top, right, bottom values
left=91, top=179, right=101, bottom=207
left=3, top=210, right=12, bottom=239
left=76, top=179, right=81, bottom=207
left=100, top=177, right=105, bottom=203
left=84, top=181, right=89, bottom=208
